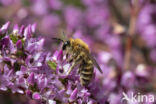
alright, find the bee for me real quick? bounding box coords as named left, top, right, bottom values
left=53, top=37, right=103, bottom=86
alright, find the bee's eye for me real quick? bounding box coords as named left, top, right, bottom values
left=66, top=41, right=70, bottom=45
left=62, top=44, right=66, bottom=50
left=62, top=41, right=70, bottom=50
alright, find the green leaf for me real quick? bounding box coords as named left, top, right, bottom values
left=21, top=39, right=25, bottom=47
left=16, top=50, right=24, bottom=57
left=47, top=61, right=57, bottom=71
left=62, top=0, right=85, bottom=8
left=22, top=0, right=31, bottom=6
left=10, top=34, right=18, bottom=44
left=59, top=78, right=68, bottom=85
left=0, top=34, right=5, bottom=40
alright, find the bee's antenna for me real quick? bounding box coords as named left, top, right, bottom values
left=62, top=31, right=65, bottom=36
left=62, top=31, right=66, bottom=40
left=52, top=38, right=64, bottom=43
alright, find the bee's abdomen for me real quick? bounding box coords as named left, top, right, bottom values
left=80, top=60, right=94, bottom=86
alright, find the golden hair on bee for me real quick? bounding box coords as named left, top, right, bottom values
left=69, top=38, right=89, bottom=52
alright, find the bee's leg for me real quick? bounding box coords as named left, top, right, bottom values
left=66, top=62, right=76, bottom=75
left=66, top=53, right=69, bottom=59
left=67, top=53, right=76, bottom=63
left=78, top=66, right=82, bottom=74
left=67, top=57, right=73, bottom=63
left=66, top=53, right=83, bottom=75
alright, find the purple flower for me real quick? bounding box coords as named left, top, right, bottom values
left=23, top=25, right=32, bottom=39
left=85, top=7, right=109, bottom=28
left=150, top=49, right=156, bottom=62
left=48, top=100, right=56, bottom=104
left=26, top=90, right=32, bottom=97
left=52, top=50, right=63, bottom=61
left=64, top=6, right=83, bottom=31
left=108, top=93, right=122, bottom=104
left=19, top=25, right=25, bottom=36
left=0, top=0, right=19, bottom=6
left=37, top=76, right=48, bottom=90
left=49, top=0, right=62, bottom=10
left=16, top=40, right=22, bottom=49
left=131, top=0, right=147, bottom=7
left=40, top=14, right=60, bottom=35
left=25, top=38, right=44, bottom=54
left=82, top=0, right=108, bottom=7
left=135, top=64, right=149, bottom=78
left=13, top=24, right=19, bottom=34
left=69, top=88, right=78, bottom=102
left=136, top=4, right=156, bottom=48
left=31, top=0, right=48, bottom=16
left=27, top=72, right=35, bottom=85
left=32, top=92, right=41, bottom=100
left=0, top=21, right=10, bottom=34
left=121, top=71, right=136, bottom=88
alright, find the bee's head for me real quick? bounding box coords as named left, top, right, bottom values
left=52, top=37, right=72, bottom=51
left=62, top=40, right=70, bottom=50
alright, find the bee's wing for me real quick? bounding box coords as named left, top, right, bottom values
left=88, top=54, right=103, bottom=73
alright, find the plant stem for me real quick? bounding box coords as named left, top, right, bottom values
left=123, top=0, right=140, bottom=70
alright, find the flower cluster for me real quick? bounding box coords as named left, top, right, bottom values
left=136, top=3, right=156, bottom=62
left=0, top=22, right=103, bottom=104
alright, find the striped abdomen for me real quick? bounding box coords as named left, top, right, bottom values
left=80, top=59, right=94, bottom=86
